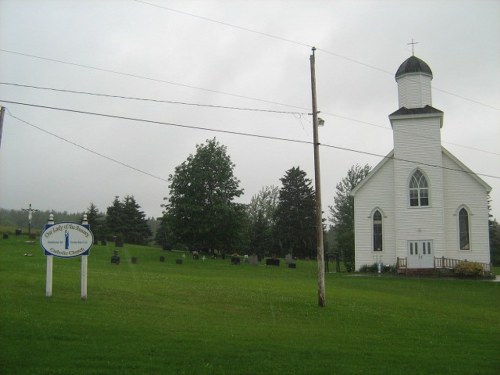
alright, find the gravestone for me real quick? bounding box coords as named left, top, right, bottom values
left=160, top=256, right=165, bottom=262
left=111, top=250, right=120, bottom=265
left=288, top=263, right=297, bottom=269
left=231, top=256, right=241, bottom=265
left=176, top=259, right=183, bottom=265
left=285, top=253, right=293, bottom=265
left=101, top=240, right=107, bottom=246
left=15, top=229, right=22, bottom=236
left=266, top=258, right=280, bottom=266
left=131, top=257, right=138, bottom=264
left=248, top=254, right=259, bottom=266
left=2, top=233, right=8, bottom=239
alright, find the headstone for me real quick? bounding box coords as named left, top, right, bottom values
left=101, top=240, right=107, bottom=246
left=176, top=259, right=183, bottom=265
left=266, top=258, right=280, bottom=266
left=115, top=236, right=124, bottom=248
left=2, top=233, right=8, bottom=239
left=288, top=263, right=296, bottom=269
left=15, top=229, right=22, bottom=236
left=243, top=254, right=249, bottom=263
left=192, top=251, right=199, bottom=260
left=160, top=256, right=165, bottom=262
left=285, top=253, right=293, bottom=265
left=231, top=256, right=241, bottom=265
left=131, top=257, right=138, bottom=264
left=111, top=251, right=120, bottom=265
left=248, top=254, right=259, bottom=266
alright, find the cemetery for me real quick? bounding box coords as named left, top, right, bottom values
left=0, top=233, right=499, bottom=374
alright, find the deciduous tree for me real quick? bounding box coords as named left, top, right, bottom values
left=329, top=164, right=371, bottom=271
left=160, top=138, right=245, bottom=252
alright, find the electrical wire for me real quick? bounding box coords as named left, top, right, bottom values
left=2, top=99, right=499, bottom=180
left=3, top=81, right=497, bottom=157
left=0, top=49, right=307, bottom=112
left=5, top=108, right=169, bottom=183
left=131, top=0, right=499, bottom=111
left=0, top=82, right=306, bottom=116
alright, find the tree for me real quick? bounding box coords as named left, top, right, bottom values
left=274, top=167, right=316, bottom=258
left=329, top=164, right=371, bottom=271
left=490, top=218, right=500, bottom=265
left=105, top=195, right=151, bottom=245
left=122, top=195, right=152, bottom=245
left=86, top=203, right=105, bottom=243
left=105, top=196, right=124, bottom=240
left=247, top=185, right=279, bottom=257
left=160, top=138, right=245, bottom=252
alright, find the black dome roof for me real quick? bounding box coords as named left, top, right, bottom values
left=395, top=56, right=433, bottom=79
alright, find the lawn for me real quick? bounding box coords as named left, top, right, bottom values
left=0, top=235, right=499, bottom=374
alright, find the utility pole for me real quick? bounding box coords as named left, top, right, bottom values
left=310, top=47, right=326, bottom=307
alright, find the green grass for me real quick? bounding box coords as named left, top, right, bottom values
left=1, top=236, right=499, bottom=375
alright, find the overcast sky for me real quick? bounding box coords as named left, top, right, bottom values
left=0, top=0, right=499, bottom=224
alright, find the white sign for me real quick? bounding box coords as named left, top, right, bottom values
left=41, top=222, right=94, bottom=258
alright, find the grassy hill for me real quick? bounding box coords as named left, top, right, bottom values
left=1, top=235, right=499, bottom=374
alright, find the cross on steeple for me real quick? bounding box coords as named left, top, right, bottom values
left=407, top=38, right=419, bottom=56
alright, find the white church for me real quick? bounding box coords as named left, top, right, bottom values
left=351, top=55, right=491, bottom=272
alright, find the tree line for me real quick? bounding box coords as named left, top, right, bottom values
left=2, top=137, right=497, bottom=266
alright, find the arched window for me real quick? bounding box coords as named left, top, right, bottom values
left=459, top=208, right=470, bottom=250
left=409, top=169, right=429, bottom=207
left=373, top=210, right=383, bottom=251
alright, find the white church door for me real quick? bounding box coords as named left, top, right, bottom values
left=407, top=240, right=434, bottom=268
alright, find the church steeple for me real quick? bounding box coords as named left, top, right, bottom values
left=395, top=55, right=433, bottom=109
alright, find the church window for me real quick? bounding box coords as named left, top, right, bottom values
left=409, top=170, right=429, bottom=207
left=373, top=210, right=383, bottom=251
left=459, top=208, right=470, bottom=250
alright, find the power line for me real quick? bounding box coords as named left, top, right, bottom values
left=131, top=0, right=313, bottom=49
left=2, top=99, right=499, bottom=180
left=5, top=108, right=169, bottom=183
left=0, top=82, right=306, bottom=116
left=3, top=81, right=497, bottom=157
left=132, top=0, right=499, bottom=111
left=0, top=48, right=307, bottom=112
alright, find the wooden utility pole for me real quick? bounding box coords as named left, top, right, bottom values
left=310, top=47, right=326, bottom=307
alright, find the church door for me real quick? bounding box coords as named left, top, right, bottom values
left=407, top=240, right=434, bottom=268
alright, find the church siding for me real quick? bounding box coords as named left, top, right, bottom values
left=354, top=159, right=395, bottom=270
left=442, top=154, right=491, bottom=263
left=392, top=116, right=446, bottom=261
left=397, top=75, right=432, bottom=109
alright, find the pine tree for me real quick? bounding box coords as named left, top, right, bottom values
left=274, top=167, right=316, bottom=258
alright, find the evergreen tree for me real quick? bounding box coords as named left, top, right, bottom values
left=105, top=196, right=151, bottom=245
left=86, top=203, right=105, bottom=243
left=160, top=138, right=245, bottom=252
left=247, top=185, right=279, bottom=257
left=329, top=164, right=371, bottom=271
left=122, top=195, right=152, bottom=245
left=274, top=167, right=316, bottom=258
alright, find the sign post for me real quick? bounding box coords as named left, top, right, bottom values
left=41, top=214, right=93, bottom=299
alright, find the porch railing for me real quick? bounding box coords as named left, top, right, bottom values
left=396, top=256, right=491, bottom=273
left=434, top=256, right=491, bottom=272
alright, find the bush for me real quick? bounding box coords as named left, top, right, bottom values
left=359, top=263, right=396, bottom=274
left=453, top=262, right=485, bottom=278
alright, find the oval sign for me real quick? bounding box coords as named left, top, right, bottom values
left=41, top=222, right=94, bottom=258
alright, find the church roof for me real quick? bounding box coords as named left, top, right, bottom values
left=389, top=105, right=443, bottom=117
left=395, top=55, right=433, bottom=79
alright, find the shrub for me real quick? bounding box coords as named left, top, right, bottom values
left=359, top=263, right=396, bottom=274
left=453, top=261, right=485, bottom=278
